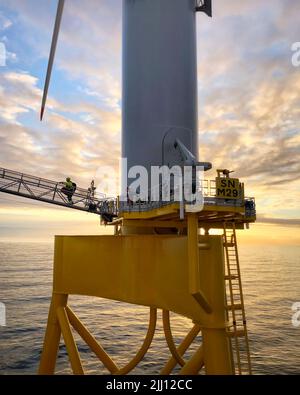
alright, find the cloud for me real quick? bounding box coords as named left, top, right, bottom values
left=0, top=0, right=299, bottom=237
left=0, top=11, right=12, bottom=30
left=0, top=68, right=121, bottom=193
left=257, top=215, right=300, bottom=227
left=195, top=0, right=300, bottom=223
left=0, top=71, right=45, bottom=125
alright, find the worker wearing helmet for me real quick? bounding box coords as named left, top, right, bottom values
left=64, top=177, right=75, bottom=204
left=65, top=177, right=73, bottom=190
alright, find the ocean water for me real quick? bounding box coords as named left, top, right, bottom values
left=0, top=241, right=299, bottom=375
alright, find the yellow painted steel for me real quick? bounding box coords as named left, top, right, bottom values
left=187, top=214, right=212, bottom=313
left=39, top=231, right=234, bottom=375
left=40, top=302, right=157, bottom=375
left=38, top=170, right=254, bottom=375
left=57, top=307, right=84, bottom=375
left=66, top=306, right=119, bottom=374
left=120, top=203, right=179, bottom=219
left=50, top=235, right=224, bottom=323
left=188, top=214, right=233, bottom=375
left=121, top=203, right=245, bottom=222
left=215, top=177, right=243, bottom=200
left=179, top=345, right=204, bottom=375
left=39, top=293, right=67, bottom=374
left=201, top=328, right=233, bottom=375
left=121, top=219, right=187, bottom=229
left=162, top=310, right=186, bottom=367
left=160, top=324, right=201, bottom=375
left=116, top=307, right=157, bottom=375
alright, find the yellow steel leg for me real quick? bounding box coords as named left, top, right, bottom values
left=39, top=232, right=234, bottom=375
left=162, top=310, right=185, bottom=367
left=39, top=293, right=68, bottom=375
left=160, top=324, right=201, bottom=375
left=57, top=307, right=84, bottom=375
left=187, top=214, right=212, bottom=313
left=66, top=306, right=119, bottom=374
left=201, top=328, right=233, bottom=375
left=117, top=308, right=157, bottom=375
left=198, top=235, right=233, bottom=375
left=179, top=345, right=204, bottom=375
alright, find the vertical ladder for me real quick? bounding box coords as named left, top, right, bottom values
left=223, top=222, right=252, bottom=375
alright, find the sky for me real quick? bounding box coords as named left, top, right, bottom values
left=0, top=0, right=299, bottom=244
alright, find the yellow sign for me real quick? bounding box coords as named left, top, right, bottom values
left=216, top=178, right=242, bottom=200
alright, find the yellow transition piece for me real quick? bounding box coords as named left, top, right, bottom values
left=39, top=218, right=233, bottom=375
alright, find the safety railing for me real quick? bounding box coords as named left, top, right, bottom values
left=0, top=168, right=105, bottom=200
left=118, top=179, right=256, bottom=216
left=0, top=167, right=256, bottom=219
left=0, top=167, right=113, bottom=215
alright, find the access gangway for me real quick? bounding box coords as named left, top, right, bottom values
left=0, top=167, right=117, bottom=219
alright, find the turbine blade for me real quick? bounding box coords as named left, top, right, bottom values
left=40, top=0, right=65, bottom=121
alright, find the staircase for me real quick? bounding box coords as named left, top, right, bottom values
left=223, top=222, right=252, bottom=375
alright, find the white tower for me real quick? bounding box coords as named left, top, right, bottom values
left=123, top=0, right=200, bottom=181
left=40, top=0, right=212, bottom=194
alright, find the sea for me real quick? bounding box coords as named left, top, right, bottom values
left=0, top=241, right=300, bottom=375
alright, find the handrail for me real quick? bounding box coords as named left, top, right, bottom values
left=0, top=166, right=256, bottom=219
